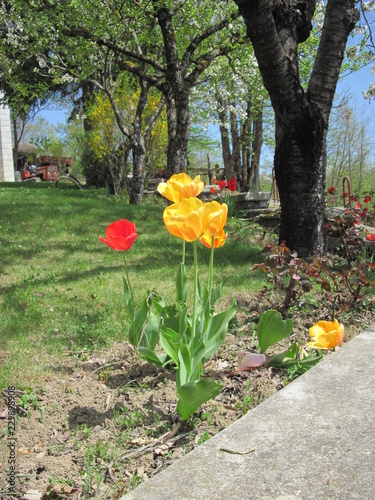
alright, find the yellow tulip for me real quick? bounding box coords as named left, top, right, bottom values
left=307, top=320, right=344, bottom=349
left=157, top=173, right=204, bottom=203
left=163, top=197, right=210, bottom=242
left=200, top=228, right=227, bottom=248
left=204, top=201, right=228, bottom=237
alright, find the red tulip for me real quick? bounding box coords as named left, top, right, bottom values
left=228, top=178, right=237, bottom=192
left=218, top=180, right=227, bottom=190
left=327, top=186, right=335, bottom=194
left=100, top=219, right=138, bottom=251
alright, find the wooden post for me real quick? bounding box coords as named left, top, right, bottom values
left=207, top=154, right=212, bottom=184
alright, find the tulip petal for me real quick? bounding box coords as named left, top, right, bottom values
left=308, top=320, right=344, bottom=349
left=100, top=219, right=138, bottom=251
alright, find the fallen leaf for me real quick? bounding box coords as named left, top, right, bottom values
left=32, top=441, right=43, bottom=453
left=228, top=351, right=267, bottom=376
left=23, top=490, right=43, bottom=500
left=17, top=447, right=34, bottom=455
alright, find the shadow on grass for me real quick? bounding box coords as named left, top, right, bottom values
left=0, top=236, right=265, bottom=298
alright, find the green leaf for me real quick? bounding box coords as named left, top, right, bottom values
left=197, top=276, right=205, bottom=304
left=151, top=294, right=166, bottom=315
left=211, top=277, right=230, bottom=305
left=256, top=310, right=293, bottom=354
left=201, top=298, right=237, bottom=364
left=266, top=342, right=298, bottom=368
left=177, top=378, right=223, bottom=421
left=267, top=343, right=323, bottom=368
left=176, top=262, right=187, bottom=303
left=161, top=303, right=188, bottom=335
left=176, top=343, right=191, bottom=388
left=130, top=299, right=159, bottom=351
left=138, top=347, right=169, bottom=367
left=122, top=276, right=134, bottom=317
left=160, top=327, right=180, bottom=367
left=141, top=310, right=160, bottom=351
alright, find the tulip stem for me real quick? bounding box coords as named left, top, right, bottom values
left=192, top=241, right=198, bottom=343
left=182, top=240, right=185, bottom=266
left=208, top=236, right=215, bottom=308
left=123, top=252, right=135, bottom=338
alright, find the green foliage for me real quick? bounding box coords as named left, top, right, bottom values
left=177, top=379, right=222, bottom=421
left=256, top=310, right=293, bottom=354
left=81, top=149, right=112, bottom=189
left=231, top=310, right=322, bottom=375
left=133, top=238, right=237, bottom=421
left=137, top=262, right=236, bottom=420
left=17, top=387, right=45, bottom=422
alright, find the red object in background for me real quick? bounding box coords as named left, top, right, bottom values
left=218, top=180, right=227, bottom=190
left=228, top=178, right=237, bottom=192
left=327, top=186, right=335, bottom=194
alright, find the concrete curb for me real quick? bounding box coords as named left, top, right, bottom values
left=122, top=326, right=375, bottom=499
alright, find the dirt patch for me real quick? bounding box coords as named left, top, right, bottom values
left=1, top=295, right=373, bottom=499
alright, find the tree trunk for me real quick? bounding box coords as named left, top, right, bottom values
left=12, top=117, right=19, bottom=171
left=234, top=0, right=359, bottom=257
left=165, top=88, right=190, bottom=177
left=230, top=108, right=241, bottom=181
left=241, top=101, right=252, bottom=189
left=217, top=96, right=233, bottom=179
left=275, top=116, right=327, bottom=256
left=130, top=142, right=145, bottom=204
left=250, top=104, right=263, bottom=193
left=129, top=77, right=148, bottom=204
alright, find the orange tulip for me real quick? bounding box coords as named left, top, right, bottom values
left=200, top=229, right=227, bottom=248
left=157, top=173, right=204, bottom=203
left=204, top=201, right=228, bottom=237
left=308, top=320, right=344, bottom=349
left=163, top=197, right=210, bottom=242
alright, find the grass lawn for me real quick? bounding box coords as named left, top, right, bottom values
left=2, top=182, right=375, bottom=498
left=0, top=182, right=266, bottom=389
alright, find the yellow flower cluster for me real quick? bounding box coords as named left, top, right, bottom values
left=308, top=320, right=344, bottom=349
left=158, top=173, right=227, bottom=247
left=157, top=172, right=205, bottom=202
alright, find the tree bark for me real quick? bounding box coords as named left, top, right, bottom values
left=241, top=100, right=252, bottom=188
left=250, top=104, right=263, bottom=192
left=230, top=108, right=241, bottom=181
left=233, top=0, right=359, bottom=256
left=217, top=96, right=232, bottom=178
left=164, top=87, right=190, bottom=177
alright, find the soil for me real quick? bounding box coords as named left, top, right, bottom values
left=1, top=292, right=373, bottom=500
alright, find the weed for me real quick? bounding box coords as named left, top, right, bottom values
left=17, top=387, right=45, bottom=422
left=113, top=407, right=145, bottom=430
left=242, top=380, right=254, bottom=415
left=98, top=367, right=112, bottom=383
left=198, top=430, right=211, bottom=444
